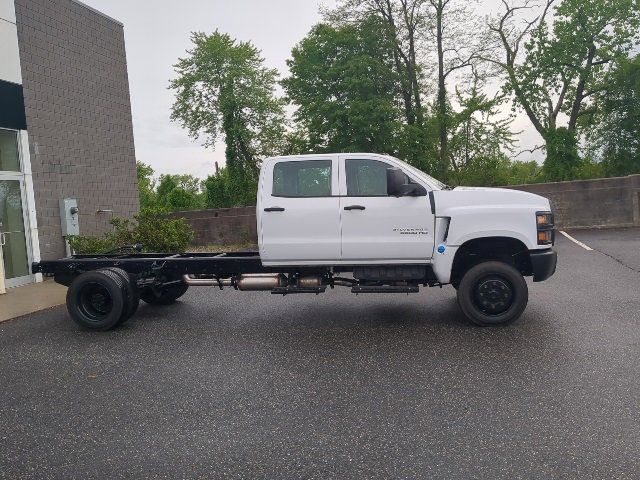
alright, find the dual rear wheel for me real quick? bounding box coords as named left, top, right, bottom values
left=66, top=269, right=188, bottom=330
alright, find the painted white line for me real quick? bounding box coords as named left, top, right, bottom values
left=559, top=231, right=593, bottom=251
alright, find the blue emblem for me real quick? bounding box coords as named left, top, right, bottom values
left=437, top=244, right=446, bottom=254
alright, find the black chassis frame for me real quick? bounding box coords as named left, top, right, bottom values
left=32, top=251, right=439, bottom=288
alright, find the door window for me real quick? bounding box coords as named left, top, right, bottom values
left=345, top=159, right=410, bottom=196
left=273, top=160, right=332, bottom=197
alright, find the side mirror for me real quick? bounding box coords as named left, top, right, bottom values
left=386, top=168, right=427, bottom=197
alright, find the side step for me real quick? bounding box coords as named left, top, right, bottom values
left=351, top=285, right=419, bottom=294
left=272, top=286, right=327, bottom=295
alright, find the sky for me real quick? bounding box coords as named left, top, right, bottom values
left=81, top=0, right=543, bottom=179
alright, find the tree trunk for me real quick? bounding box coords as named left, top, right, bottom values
left=393, top=46, right=416, bottom=125
left=436, top=1, right=448, bottom=179
left=568, top=45, right=596, bottom=132
left=407, top=27, right=423, bottom=127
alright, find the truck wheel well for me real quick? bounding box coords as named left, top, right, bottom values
left=450, top=237, right=532, bottom=286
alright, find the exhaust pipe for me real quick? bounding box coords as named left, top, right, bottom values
left=296, top=276, right=322, bottom=287
left=182, top=274, right=286, bottom=291
left=182, top=275, right=233, bottom=287
left=237, top=274, right=286, bottom=291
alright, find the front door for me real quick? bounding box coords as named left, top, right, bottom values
left=0, top=178, right=31, bottom=287
left=259, top=157, right=341, bottom=264
left=339, top=157, right=435, bottom=262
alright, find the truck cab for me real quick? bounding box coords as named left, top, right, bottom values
left=258, top=153, right=438, bottom=265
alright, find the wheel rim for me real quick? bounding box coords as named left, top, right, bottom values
left=473, top=275, right=514, bottom=316
left=78, top=282, right=113, bottom=322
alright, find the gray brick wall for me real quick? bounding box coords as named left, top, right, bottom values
left=14, top=0, right=139, bottom=260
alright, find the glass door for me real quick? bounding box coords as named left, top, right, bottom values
left=0, top=178, right=31, bottom=288
left=0, top=128, right=32, bottom=288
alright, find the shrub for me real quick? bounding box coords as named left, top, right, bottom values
left=66, top=235, right=117, bottom=255
left=65, top=209, right=195, bottom=255
left=126, top=209, right=195, bottom=253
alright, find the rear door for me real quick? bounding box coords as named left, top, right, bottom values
left=259, top=157, right=341, bottom=264
left=339, top=156, right=435, bottom=262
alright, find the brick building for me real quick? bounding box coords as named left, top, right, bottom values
left=0, top=0, right=138, bottom=288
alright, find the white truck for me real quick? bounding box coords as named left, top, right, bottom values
left=33, top=153, right=557, bottom=330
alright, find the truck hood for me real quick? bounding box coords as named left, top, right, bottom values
left=435, top=186, right=551, bottom=212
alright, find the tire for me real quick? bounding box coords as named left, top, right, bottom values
left=103, top=268, right=139, bottom=324
left=456, top=260, right=528, bottom=327
left=66, top=270, right=128, bottom=331
left=140, top=281, right=189, bottom=306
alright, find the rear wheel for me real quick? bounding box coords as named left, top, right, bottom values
left=104, top=268, right=139, bottom=324
left=140, top=281, right=188, bottom=306
left=66, top=270, right=128, bottom=331
left=456, top=261, right=528, bottom=327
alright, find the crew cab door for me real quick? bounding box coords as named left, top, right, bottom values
left=258, top=157, right=341, bottom=264
left=339, top=156, right=435, bottom=262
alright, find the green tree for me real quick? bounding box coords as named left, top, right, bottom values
left=156, top=174, right=204, bottom=211
left=136, top=161, right=158, bottom=209
left=447, top=73, right=515, bottom=184
left=425, top=0, right=491, bottom=180
left=203, top=170, right=228, bottom=209
left=170, top=31, right=286, bottom=206
left=588, top=54, right=640, bottom=176
left=283, top=18, right=405, bottom=156
left=486, top=0, right=640, bottom=181
left=326, top=0, right=428, bottom=128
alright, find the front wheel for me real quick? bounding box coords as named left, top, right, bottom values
left=457, top=261, right=528, bottom=327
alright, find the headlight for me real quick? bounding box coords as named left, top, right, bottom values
left=536, top=211, right=554, bottom=245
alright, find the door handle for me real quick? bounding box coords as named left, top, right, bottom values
left=264, top=207, right=285, bottom=212
left=344, top=205, right=366, bottom=211
left=0, top=232, right=5, bottom=246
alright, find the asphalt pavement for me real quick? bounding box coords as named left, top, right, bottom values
left=1, top=229, right=639, bottom=479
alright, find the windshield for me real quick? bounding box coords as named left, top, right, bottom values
left=384, top=155, right=446, bottom=190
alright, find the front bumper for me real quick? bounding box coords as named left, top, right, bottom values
left=530, top=248, right=557, bottom=282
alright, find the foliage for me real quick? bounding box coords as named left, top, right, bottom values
left=450, top=156, right=546, bottom=187
left=283, top=18, right=405, bottom=155
left=447, top=75, right=515, bottom=181
left=203, top=166, right=257, bottom=209
left=66, top=235, right=117, bottom=256
left=586, top=54, right=640, bottom=176
left=66, top=210, right=195, bottom=255
left=170, top=31, right=286, bottom=198
left=326, top=0, right=428, bottom=128
left=136, top=162, right=206, bottom=212
left=487, top=0, right=640, bottom=181
left=137, top=162, right=157, bottom=210
left=543, top=127, right=581, bottom=181
left=156, top=174, right=204, bottom=211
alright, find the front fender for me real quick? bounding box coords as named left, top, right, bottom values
left=442, top=207, right=540, bottom=250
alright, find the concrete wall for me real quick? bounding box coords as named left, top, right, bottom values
left=507, top=175, right=640, bottom=229
left=14, top=0, right=139, bottom=260
left=174, top=175, right=640, bottom=247
left=171, top=207, right=258, bottom=246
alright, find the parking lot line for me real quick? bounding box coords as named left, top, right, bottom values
left=559, top=231, right=594, bottom=251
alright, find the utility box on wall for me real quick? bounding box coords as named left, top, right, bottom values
left=59, top=198, right=79, bottom=236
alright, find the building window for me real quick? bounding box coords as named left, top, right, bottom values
left=0, top=129, right=20, bottom=172
left=273, top=160, right=332, bottom=197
